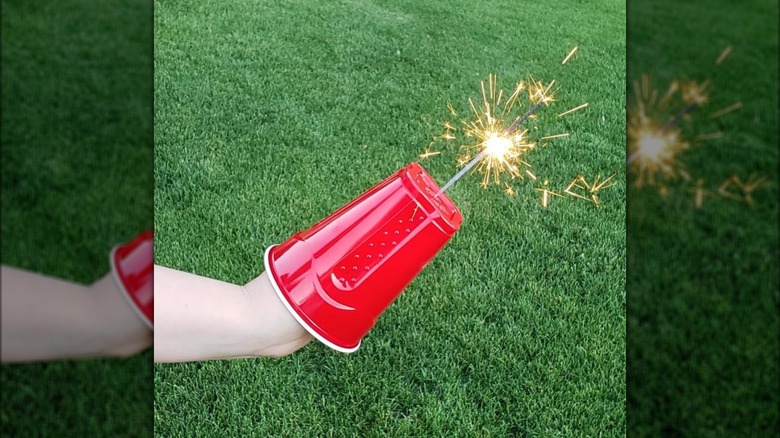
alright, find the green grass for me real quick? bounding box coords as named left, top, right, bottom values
left=1, top=0, right=152, bottom=436
left=154, top=0, right=625, bottom=435
left=627, top=0, right=779, bottom=435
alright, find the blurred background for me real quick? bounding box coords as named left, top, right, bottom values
left=1, top=0, right=152, bottom=435
left=627, top=0, right=779, bottom=434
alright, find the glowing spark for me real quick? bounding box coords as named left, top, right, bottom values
left=455, top=155, right=470, bottom=167
left=592, top=173, right=618, bottom=190
left=564, top=174, right=617, bottom=207
left=528, top=79, right=557, bottom=106
left=565, top=176, right=590, bottom=201
left=738, top=174, right=769, bottom=207
left=719, top=174, right=769, bottom=207
left=715, top=45, right=732, bottom=65
left=447, top=101, right=457, bottom=116
left=710, top=102, right=742, bottom=118
left=541, top=133, right=570, bottom=140
left=717, top=177, right=743, bottom=202
left=504, top=183, right=516, bottom=197
left=562, top=46, right=578, bottom=65
left=535, top=180, right=563, bottom=207
left=419, top=149, right=441, bottom=160
left=690, top=179, right=713, bottom=208
left=681, top=80, right=709, bottom=106
left=557, top=102, right=589, bottom=117
left=659, top=80, right=679, bottom=108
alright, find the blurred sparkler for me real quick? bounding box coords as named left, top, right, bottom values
left=627, top=45, right=769, bottom=208
left=626, top=75, right=707, bottom=188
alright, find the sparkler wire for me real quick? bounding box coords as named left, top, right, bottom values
left=505, top=101, right=545, bottom=135
left=436, top=150, right=488, bottom=195
left=661, top=102, right=699, bottom=132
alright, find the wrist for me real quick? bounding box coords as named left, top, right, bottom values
left=153, top=266, right=310, bottom=362
left=240, top=273, right=312, bottom=358
left=90, top=274, right=152, bottom=358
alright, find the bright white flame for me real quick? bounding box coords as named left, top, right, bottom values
left=484, top=133, right=512, bottom=161
left=636, top=132, right=669, bottom=161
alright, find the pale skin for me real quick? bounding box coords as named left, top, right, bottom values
left=1, top=265, right=153, bottom=363
left=153, top=265, right=313, bottom=363
left=1, top=264, right=312, bottom=363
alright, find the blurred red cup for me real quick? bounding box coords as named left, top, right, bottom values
left=265, top=162, right=462, bottom=353
left=111, top=230, right=154, bottom=329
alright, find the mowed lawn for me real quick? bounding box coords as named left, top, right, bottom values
left=154, top=0, right=625, bottom=436
left=627, top=0, right=779, bottom=435
left=1, top=0, right=153, bottom=436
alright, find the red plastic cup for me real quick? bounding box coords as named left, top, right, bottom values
left=111, top=230, right=154, bottom=329
left=265, top=162, right=462, bottom=353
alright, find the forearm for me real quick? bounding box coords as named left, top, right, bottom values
left=153, top=265, right=311, bottom=363
left=1, top=266, right=151, bottom=362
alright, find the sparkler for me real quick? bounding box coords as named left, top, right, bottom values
left=627, top=74, right=745, bottom=190
left=627, top=45, right=769, bottom=208
left=426, top=73, right=591, bottom=197
left=421, top=47, right=617, bottom=209
left=433, top=74, right=557, bottom=195
left=626, top=75, right=702, bottom=187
